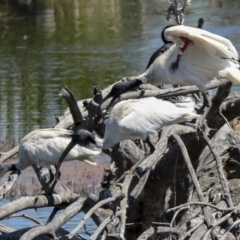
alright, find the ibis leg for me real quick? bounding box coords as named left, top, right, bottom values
left=46, top=207, right=59, bottom=224
left=145, top=137, right=155, bottom=155
left=196, top=92, right=212, bottom=127
left=49, top=165, right=61, bottom=192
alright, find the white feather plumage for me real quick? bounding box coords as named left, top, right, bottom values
left=17, top=128, right=102, bottom=170
left=141, top=25, right=240, bottom=93
left=103, top=97, right=199, bottom=149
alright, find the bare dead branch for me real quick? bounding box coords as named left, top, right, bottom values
left=168, top=202, right=235, bottom=213
left=179, top=220, right=204, bottom=240
left=165, top=0, right=191, bottom=24
left=220, top=219, right=240, bottom=240
left=173, top=135, right=213, bottom=228
left=68, top=191, right=124, bottom=239
left=202, top=205, right=240, bottom=240
left=170, top=206, right=189, bottom=228
left=137, top=226, right=184, bottom=240
left=201, top=131, right=233, bottom=207
left=129, top=170, right=150, bottom=201
left=0, top=223, right=16, bottom=234
left=20, top=198, right=86, bottom=240
left=0, top=193, right=77, bottom=220
left=119, top=173, right=135, bottom=240
left=7, top=213, right=43, bottom=225
left=138, top=125, right=196, bottom=174
left=90, top=211, right=122, bottom=240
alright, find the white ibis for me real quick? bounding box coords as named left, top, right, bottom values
left=103, top=96, right=199, bottom=149
left=109, top=25, right=239, bottom=125
left=0, top=128, right=103, bottom=179
left=100, top=22, right=210, bottom=110
left=127, top=25, right=240, bottom=93
left=146, top=19, right=204, bottom=72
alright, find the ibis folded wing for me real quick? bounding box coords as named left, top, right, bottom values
left=165, top=25, right=238, bottom=60
left=117, top=97, right=198, bottom=139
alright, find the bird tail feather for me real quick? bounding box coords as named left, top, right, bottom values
left=219, top=67, right=240, bottom=84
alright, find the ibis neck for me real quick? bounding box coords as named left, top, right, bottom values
left=127, top=69, right=154, bottom=83
left=161, top=25, right=174, bottom=44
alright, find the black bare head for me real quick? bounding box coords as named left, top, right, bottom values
left=72, top=129, right=98, bottom=149
left=55, top=129, right=101, bottom=183
left=109, top=79, right=143, bottom=98
left=161, top=25, right=175, bottom=44
left=198, top=18, right=204, bottom=29
left=100, top=79, right=143, bottom=110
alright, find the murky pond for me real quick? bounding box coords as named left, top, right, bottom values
left=0, top=0, right=240, bottom=237
left=0, top=0, right=240, bottom=143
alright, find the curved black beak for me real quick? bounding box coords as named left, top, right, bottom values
left=100, top=93, right=117, bottom=111
left=55, top=139, right=77, bottom=181
left=99, top=79, right=143, bottom=112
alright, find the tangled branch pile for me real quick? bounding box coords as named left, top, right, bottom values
left=1, top=79, right=240, bottom=240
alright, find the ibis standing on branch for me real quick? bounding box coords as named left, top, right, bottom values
left=126, top=25, right=240, bottom=93
left=102, top=96, right=199, bottom=149
left=0, top=128, right=103, bottom=179
left=146, top=18, right=205, bottom=72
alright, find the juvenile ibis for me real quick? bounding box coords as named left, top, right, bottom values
left=102, top=96, right=199, bottom=149
left=0, top=128, right=103, bottom=179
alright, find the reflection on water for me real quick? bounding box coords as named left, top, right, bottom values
left=0, top=0, right=240, bottom=144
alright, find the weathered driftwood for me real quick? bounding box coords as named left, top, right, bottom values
left=1, top=77, right=240, bottom=240
left=0, top=78, right=240, bottom=240
left=0, top=223, right=16, bottom=234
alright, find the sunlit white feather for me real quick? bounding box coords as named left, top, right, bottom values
left=145, top=25, right=240, bottom=93
left=103, top=97, right=199, bottom=149
left=17, top=128, right=102, bottom=170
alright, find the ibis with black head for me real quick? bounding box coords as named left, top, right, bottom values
left=0, top=128, right=103, bottom=179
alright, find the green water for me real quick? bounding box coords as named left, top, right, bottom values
left=0, top=0, right=240, bottom=143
